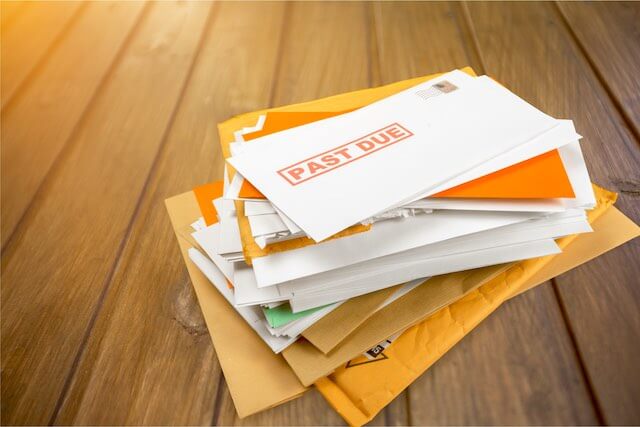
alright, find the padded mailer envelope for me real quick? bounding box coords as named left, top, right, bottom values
left=315, top=185, right=639, bottom=426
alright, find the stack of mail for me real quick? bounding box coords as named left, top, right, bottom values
left=166, top=68, right=639, bottom=424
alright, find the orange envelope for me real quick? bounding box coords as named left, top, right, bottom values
left=237, top=111, right=574, bottom=200
left=193, top=181, right=224, bottom=226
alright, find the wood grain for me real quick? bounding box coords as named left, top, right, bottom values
left=465, top=1, right=640, bottom=423
left=1, top=1, right=145, bottom=248
left=558, top=1, right=640, bottom=139
left=372, top=1, right=475, bottom=84
left=1, top=1, right=82, bottom=107
left=269, top=2, right=371, bottom=106
left=0, top=2, right=211, bottom=424
left=372, top=2, right=599, bottom=424
left=53, top=2, right=286, bottom=424
left=551, top=239, right=640, bottom=425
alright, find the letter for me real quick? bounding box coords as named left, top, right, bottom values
left=287, top=167, right=305, bottom=181
left=370, top=132, right=391, bottom=145
left=334, top=147, right=352, bottom=160
left=320, top=154, right=340, bottom=166
left=386, top=125, right=407, bottom=139
left=307, top=161, right=326, bottom=174
left=356, top=140, right=375, bottom=152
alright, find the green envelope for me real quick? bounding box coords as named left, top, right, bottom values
left=263, top=303, right=329, bottom=328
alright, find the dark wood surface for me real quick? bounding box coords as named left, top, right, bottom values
left=1, top=2, right=638, bottom=425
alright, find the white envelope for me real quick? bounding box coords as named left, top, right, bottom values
left=191, top=223, right=234, bottom=282
left=248, top=213, right=289, bottom=237
left=228, top=71, right=561, bottom=241
left=232, top=211, right=589, bottom=310
left=232, top=123, right=580, bottom=219
left=245, top=200, right=277, bottom=216
left=214, top=197, right=243, bottom=261
left=252, top=210, right=543, bottom=288
left=279, top=211, right=589, bottom=295
left=289, top=239, right=561, bottom=312
left=287, top=239, right=560, bottom=311
left=558, top=140, right=596, bottom=209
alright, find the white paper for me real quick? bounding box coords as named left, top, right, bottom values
left=191, top=223, right=235, bottom=282
left=248, top=213, right=289, bottom=237
left=252, top=210, right=542, bottom=288
left=231, top=211, right=589, bottom=309
left=288, top=239, right=561, bottom=311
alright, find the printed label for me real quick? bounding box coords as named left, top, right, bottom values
left=277, top=123, right=414, bottom=186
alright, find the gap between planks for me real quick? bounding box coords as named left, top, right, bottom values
left=1, top=2, right=86, bottom=110
left=552, top=1, right=640, bottom=149
left=47, top=4, right=220, bottom=424
left=1, top=2, right=148, bottom=252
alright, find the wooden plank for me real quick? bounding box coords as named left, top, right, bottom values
left=558, top=2, right=640, bottom=139
left=551, top=239, right=640, bottom=424
left=212, top=2, right=408, bottom=425
left=1, top=1, right=82, bottom=107
left=0, top=2, right=211, bottom=425
left=465, top=2, right=640, bottom=423
left=372, top=2, right=600, bottom=424
left=52, top=2, right=287, bottom=424
left=1, top=1, right=145, bottom=248
left=372, top=1, right=474, bottom=84
left=270, top=2, right=371, bottom=106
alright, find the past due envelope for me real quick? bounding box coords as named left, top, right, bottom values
left=227, top=70, right=576, bottom=241
left=218, top=67, right=576, bottom=262
left=237, top=113, right=574, bottom=200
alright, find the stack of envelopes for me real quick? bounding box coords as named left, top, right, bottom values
left=166, top=68, right=639, bottom=425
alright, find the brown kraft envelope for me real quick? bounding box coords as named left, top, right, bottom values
left=301, top=285, right=400, bottom=354
left=282, top=264, right=512, bottom=386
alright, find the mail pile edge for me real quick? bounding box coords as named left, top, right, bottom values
left=165, top=67, right=640, bottom=426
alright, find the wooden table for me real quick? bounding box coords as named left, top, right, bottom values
left=2, top=1, right=639, bottom=425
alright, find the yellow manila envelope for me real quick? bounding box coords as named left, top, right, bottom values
left=302, top=286, right=400, bottom=354
left=314, top=187, right=640, bottom=426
